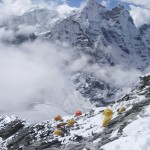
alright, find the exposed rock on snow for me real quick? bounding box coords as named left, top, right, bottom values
left=1, top=0, right=150, bottom=105
left=0, top=74, right=150, bottom=150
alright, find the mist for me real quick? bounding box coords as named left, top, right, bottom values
left=0, top=0, right=149, bottom=123
left=0, top=35, right=148, bottom=122
left=0, top=39, right=93, bottom=122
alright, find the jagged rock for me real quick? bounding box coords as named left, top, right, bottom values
left=0, top=74, right=149, bottom=150
left=0, top=116, right=24, bottom=140
left=7, top=126, right=35, bottom=149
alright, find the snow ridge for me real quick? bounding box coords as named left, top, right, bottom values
left=0, top=74, right=150, bottom=150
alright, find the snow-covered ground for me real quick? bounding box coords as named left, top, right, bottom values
left=101, top=105, right=150, bottom=150
left=0, top=74, right=150, bottom=150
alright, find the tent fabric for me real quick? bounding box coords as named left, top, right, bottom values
left=67, top=119, right=76, bottom=126
left=75, top=111, right=82, bottom=117
left=54, top=115, right=63, bottom=121
left=102, top=116, right=112, bottom=127
left=102, top=108, right=113, bottom=117
left=117, top=107, right=126, bottom=113
left=54, top=129, right=63, bottom=136
left=56, top=123, right=66, bottom=128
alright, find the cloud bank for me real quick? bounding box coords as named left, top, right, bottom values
left=129, top=5, right=150, bottom=27
left=121, top=0, right=150, bottom=27
left=0, top=0, right=149, bottom=123
left=0, top=39, right=93, bottom=122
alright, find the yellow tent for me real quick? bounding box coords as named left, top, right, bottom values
left=54, top=129, right=63, bottom=136
left=54, top=115, right=63, bottom=121
left=102, top=116, right=112, bottom=127
left=67, top=119, right=75, bottom=126
left=117, top=107, right=126, bottom=113
left=102, top=108, right=113, bottom=117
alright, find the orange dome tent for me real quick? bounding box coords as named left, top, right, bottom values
left=54, top=129, right=63, bottom=136
left=54, top=115, right=63, bottom=121
left=75, top=110, right=82, bottom=117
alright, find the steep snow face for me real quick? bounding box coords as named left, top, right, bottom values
left=50, top=19, right=93, bottom=49
left=1, top=1, right=149, bottom=68
left=76, top=0, right=106, bottom=28
left=93, top=4, right=149, bottom=68
left=46, top=2, right=150, bottom=104
left=3, top=8, right=60, bottom=34
left=1, top=7, right=73, bottom=35
left=139, top=24, right=150, bottom=48
left=44, top=2, right=150, bottom=69
left=1, top=1, right=150, bottom=66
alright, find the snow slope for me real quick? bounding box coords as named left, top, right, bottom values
left=101, top=106, right=150, bottom=150
left=0, top=73, right=150, bottom=149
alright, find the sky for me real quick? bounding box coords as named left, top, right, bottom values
left=66, top=0, right=118, bottom=7
left=32, top=0, right=121, bottom=8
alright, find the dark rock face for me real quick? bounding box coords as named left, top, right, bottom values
left=0, top=116, right=24, bottom=140
left=7, top=126, right=35, bottom=149
left=73, top=73, right=118, bottom=104
left=139, top=24, right=150, bottom=49
left=50, top=19, right=93, bottom=49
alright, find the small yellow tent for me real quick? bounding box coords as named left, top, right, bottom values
left=102, top=108, right=113, bottom=117
left=102, top=116, right=112, bottom=127
left=54, top=115, right=63, bottom=121
left=117, top=107, right=126, bottom=113
left=67, top=119, right=75, bottom=126
left=54, top=129, right=63, bottom=136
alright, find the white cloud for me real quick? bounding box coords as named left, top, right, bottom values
left=0, top=28, right=14, bottom=41
left=121, top=0, right=150, bottom=26
left=0, top=0, right=32, bottom=18
left=121, top=0, right=150, bottom=9
left=0, top=0, right=77, bottom=22
left=101, top=0, right=111, bottom=7
left=56, top=4, right=77, bottom=15
left=0, top=35, right=93, bottom=122
left=17, top=25, right=36, bottom=35
left=129, top=5, right=150, bottom=27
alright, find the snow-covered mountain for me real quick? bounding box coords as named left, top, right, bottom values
left=1, top=0, right=150, bottom=105
left=0, top=73, right=150, bottom=150
left=139, top=24, right=150, bottom=48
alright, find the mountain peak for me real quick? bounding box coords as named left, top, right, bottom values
left=80, top=0, right=106, bottom=14
left=77, top=0, right=106, bottom=22
left=86, top=0, right=97, bottom=6
left=83, top=0, right=106, bottom=10
left=113, top=3, right=125, bottom=11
